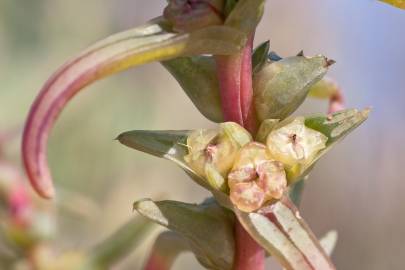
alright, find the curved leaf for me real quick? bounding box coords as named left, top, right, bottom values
left=134, top=198, right=235, bottom=270
left=22, top=18, right=247, bottom=199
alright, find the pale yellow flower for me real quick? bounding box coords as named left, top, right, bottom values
left=228, top=142, right=287, bottom=212
left=266, top=118, right=327, bottom=168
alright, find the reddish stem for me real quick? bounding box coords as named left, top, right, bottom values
left=215, top=34, right=263, bottom=270
left=240, top=35, right=258, bottom=134
left=233, top=219, right=266, bottom=270
left=144, top=253, right=171, bottom=270
left=215, top=54, right=244, bottom=125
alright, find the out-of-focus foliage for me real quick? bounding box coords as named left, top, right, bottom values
left=380, top=0, right=405, bottom=9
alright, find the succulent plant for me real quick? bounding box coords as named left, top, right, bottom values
left=18, top=1, right=378, bottom=269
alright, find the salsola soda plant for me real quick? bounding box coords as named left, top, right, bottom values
left=22, top=0, right=405, bottom=269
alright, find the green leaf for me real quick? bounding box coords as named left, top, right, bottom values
left=235, top=197, right=335, bottom=270
left=86, top=216, right=154, bottom=269
left=225, top=0, right=265, bottom=34
left=252, top=40, right=270, bottom=73
left=161, top=56, right=223, bottom=122
left=305, top=108, right=370, bottom=146
left=253, top=55, right=330, bottom=122
left=134, top=198, right=235, bottom=270
left=117, top=130, right=205, bottom=187
left=379, top=0, right=405, bottom=9
left=287, top=108, right=370, bottom=182
left=117, top=130, right=234, bottom=208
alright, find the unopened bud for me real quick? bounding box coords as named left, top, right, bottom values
left=184, top=122, right=252, bottom=190
left=228, top=142, right=287, bottom=212
left=266, top=118, right=328, bottom=168
left=164, top=0, right=225, bottom=33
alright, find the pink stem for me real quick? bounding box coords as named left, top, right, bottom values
left=215, top=54, right=244, bottom=125
left=240, top=34, right=258, bottom=134
left=144, top=253, right=171, bottom=270
left=216, top=34, right=263, bottom=270
left=233, top=220, right=265, bottom=270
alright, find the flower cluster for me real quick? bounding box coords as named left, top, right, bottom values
left=185, top=118, right=328, bottom=212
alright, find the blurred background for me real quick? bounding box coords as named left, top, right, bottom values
left=0, top=0, right=404, bottom=269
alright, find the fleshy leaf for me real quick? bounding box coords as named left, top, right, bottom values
left=144, top=231, right=190, bottom=270
left=117, top=130, right=233, bottom=208
left=86, top=216, right=154, bottom=269
left=22, top=18, right=247, bottom=198
left=305, top=108, right=370, bottom=146
left=253, top=55, right=331, bottom=122
left=134, top=198, right=235, bottom=270
left=117, top=130, right=205, bottom=188
left=161, top=56, right=223, bottom=122
left=252, top=40, right=270, bottom=73
left=380, top=0, right=405, bottom=9
left=235, top=196, right=336, bottom=270
left=286, top=108, right=370, bottom=182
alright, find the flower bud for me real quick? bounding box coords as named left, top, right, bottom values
left=266, top=118, right=328, bottom=169
left=164, top=0, right=225, bottom=33
left=184, top=122, right=252, bottom=190
left=228, top=142, right=287, bottom=212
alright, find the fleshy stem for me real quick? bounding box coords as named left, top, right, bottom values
left=215, top=33, right=264, bottom=270
left=215, top=34, right=258, bottom=134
